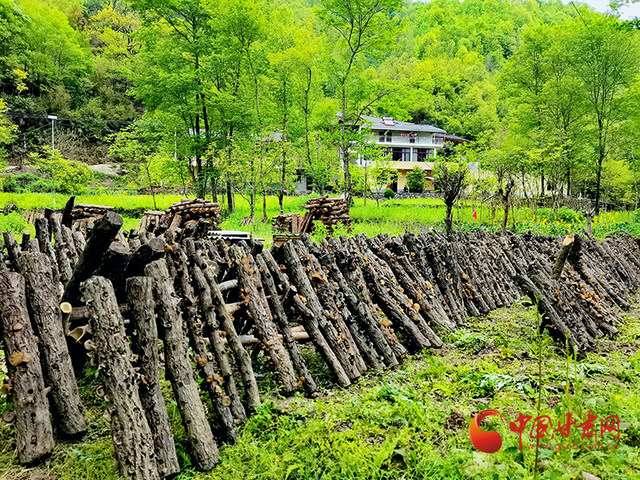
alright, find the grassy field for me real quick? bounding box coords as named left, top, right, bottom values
left=0, top=192, right=638, bottom=243
left=1, top=300, right=639, bottom=479
left=1, top=191, right=639, bottom=479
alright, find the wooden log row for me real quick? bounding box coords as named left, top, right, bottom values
left=3, top=226, right=640, bottom=477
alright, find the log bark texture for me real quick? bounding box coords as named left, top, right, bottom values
left=145, top=259, right=219, bottom=471
left=229, top=245, right=299, bottom=394
left=18, top=251, right=87, bottom=437
left=81, top=276, right=159, bottom=480
left=0, top=271, right=55, bottom=465
left=126, top=277, right=180, bottom=479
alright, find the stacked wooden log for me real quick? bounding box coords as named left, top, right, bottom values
left=138, top=210, right=164, bottom=232
left=272, top=213, right=304, bottom=234
left=301, top=196, right=351, bottom=232
left=21, top=209, right=41, bottom=226
left=272, top=197, right=351, bottom=235
left=138, top=199, right=221, bottom=238
left=1, top=218, right=640, bottom=478
left=71, top=204, right=115, bottom=229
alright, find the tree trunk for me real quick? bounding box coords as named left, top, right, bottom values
left=81, top=276, right=159, bottom=480
left=145, top=259, right=219, bottom=471
left=126, top=277, right=180, bottom=479
left=18, top=252, right=87, bottom=437
left=0, top=271, right=55, bottom=465
left=445, top=202, right=453, bottom=235
left=229, top=246, right=299, bottom=394
left=341, top=87, right=351, bottom=208
left=62, top=211, right=124, bottom=305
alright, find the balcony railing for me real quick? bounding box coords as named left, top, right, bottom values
left=374, top=136, right=443, bottom=146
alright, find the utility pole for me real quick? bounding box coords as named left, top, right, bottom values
left=48, top=115, right=57, bottom=206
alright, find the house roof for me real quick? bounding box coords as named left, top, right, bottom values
left=358, top=115, right=446, bottom=134
left=444, top=134, right=470, bottom=143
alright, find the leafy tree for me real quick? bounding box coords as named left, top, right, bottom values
left=28, top=147, right=92, bottom=194
left=568, top=14, right=639, bottom=214
left=406, top=166, right=425, bottom=192
left=109, top=120, right=164, bottom=208
left=370, top=154, right=397, bottom=207
left=303, top=130, right=343, bottom=194
left=317, top=0, right=405, bottom=206
left=434, top=159, right=468, bottom=235
left=0, top=99, right=16, bottom=144
left=129, top=0, right=215, bottom=199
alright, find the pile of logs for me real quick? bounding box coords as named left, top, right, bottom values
left=1, top=210, right=640, bottom=478
left=272, top=213, right=304, bottom=234
left=71, top=204, right=115, bottom=229
left=138, top=199, right=221, bottom=238
left=272, top=196, right=351, bottom=234
left=137, top=210, right=164, bottom=232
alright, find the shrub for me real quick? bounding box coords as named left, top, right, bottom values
left=406, top=166, right=425, bottom=193
left=26, top=179, right=56, bottom=193
left=1, top=174, right=20, bottom=192
left=29, top=148, right=92, bottom=194
left=633, top=209, right=640, bottom=223
left=555, top=206, right=583, bottom=222
left=0, top=211, right=28, bottom=234
left=383, top=188, right=395, bottom=199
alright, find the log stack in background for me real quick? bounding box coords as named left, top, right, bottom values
left=1, top=206, right=640, bottom=478
left=272, top=196, right=351, bottom=234
left=71, top=204, right=115, bottom=229
left=138, top=198, right=221, bottom=238
left=272, top=213, right=304, bottom=234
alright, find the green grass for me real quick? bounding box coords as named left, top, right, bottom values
left=1, top=299, right=639, bottom=480
left=0, top=191, right=186, bottom=212
left=1, top=192, right=639, bottom=242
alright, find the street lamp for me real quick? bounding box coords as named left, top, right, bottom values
left=48, top=115, right=57, bottom=206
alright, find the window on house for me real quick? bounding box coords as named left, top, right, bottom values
left=387, top=147, right=401, bottom=161
left=433, top=134, right=444, bottom=145
left=378, top=131, right=392, bottom=142
left=416, top=148, right=432, bottom=162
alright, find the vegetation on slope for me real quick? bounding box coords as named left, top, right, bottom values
left=1, top=299, right=639, bottom=479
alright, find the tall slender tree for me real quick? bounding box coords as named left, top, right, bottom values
left=317, top=0, right=405, bottom=207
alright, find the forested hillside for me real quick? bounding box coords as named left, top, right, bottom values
left=0, top=0, right=639, bottom=210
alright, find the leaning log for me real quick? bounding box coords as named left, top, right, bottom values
left=61, top=196, right=75, bottom=228
left=168, top=246, right=238, bottom=444
left=229, top=245, right=299, bottom=394
left=145, top=259, right=219, bottom=471
left=0, top=271, right=55, bottom=464
left=126, top=277, right=180, bottom=479
left=63, top=211, right=124, bottom=304
left=256, top=252, right=318, bottom=395
left=552, top=233, right=575, bottom=280
left=279, top=241, right=351, bottom=388
left=191, top=263, right=254, bottom=417
left=81, top=276, right=159, bottom=480
left=18, top=252, right=87, bottom=437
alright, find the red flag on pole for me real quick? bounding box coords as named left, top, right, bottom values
left=473, top=208, right=477, bottom=219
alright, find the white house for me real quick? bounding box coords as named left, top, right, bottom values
left=354, top=115, right=468, bottom=191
